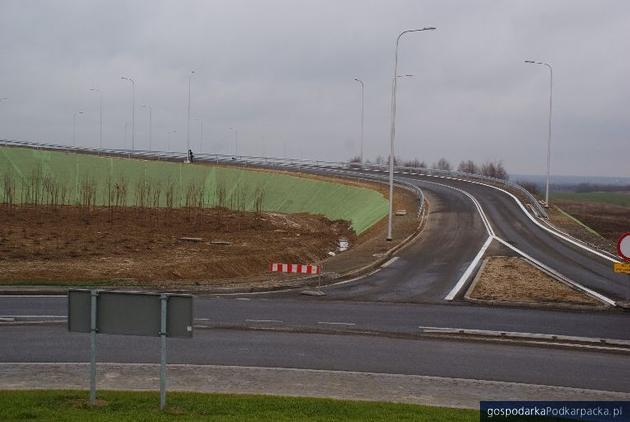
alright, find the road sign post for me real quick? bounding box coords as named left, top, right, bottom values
left=615, top=233, right=630, bottom=303
left=68, top=290, right=193, bottom=409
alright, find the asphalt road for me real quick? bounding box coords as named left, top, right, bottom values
left=319, top=182, right=488, bottom=302
left=1, top=324, right=628, bottom=393
left=2, top=296, right=630, bottom=340
left=410, top=175, right=628, bottom=301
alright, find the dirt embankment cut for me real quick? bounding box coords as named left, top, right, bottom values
left=0, top=206, right=354, bottom=288
left=549, top=201, right=630, bottom=254
left=467, top=256, right=602, bottom=308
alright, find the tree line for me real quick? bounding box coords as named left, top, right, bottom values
left=349, top=156, right=509, bottom=180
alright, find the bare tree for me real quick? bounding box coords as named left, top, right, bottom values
left=433, top=158, right=451, bottom=171
left=457, top=160, right=479, bottom=174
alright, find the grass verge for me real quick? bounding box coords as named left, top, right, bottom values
left=0, top=390, right=477, bottom=421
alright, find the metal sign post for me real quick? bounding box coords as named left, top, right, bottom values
left=89, top=290, right=97, bottom=405
left=68, top=289, right=193, bottom=410
left=160, top=294, right=167, bottom=411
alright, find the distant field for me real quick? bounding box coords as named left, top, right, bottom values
left=551, top=191, right=630, bottom=207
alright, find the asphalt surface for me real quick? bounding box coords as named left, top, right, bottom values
left=318, top=182, right=488, bottom=302
left=1, top=324, right=628, bottom=393
left=403, top=174, right=627, bottom=301
left=2, top=296, right=630, bottom=340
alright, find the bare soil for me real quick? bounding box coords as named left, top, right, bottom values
left=0, top=205, right=354, bottom=288
left=551, top=201, right=630, bottom=249
left=468, top=256, right=601, bottom=307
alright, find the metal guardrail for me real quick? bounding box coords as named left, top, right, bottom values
left=0, top=138, right=545, bottom=219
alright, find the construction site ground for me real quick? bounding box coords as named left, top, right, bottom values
left=0, top=185, right=419, bottom=291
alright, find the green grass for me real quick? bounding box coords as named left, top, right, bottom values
left=0, top=390, right=477, bottom=421
left=551, top=191, right=630, bottom=207
left=0, top=146, right=388, bottom=234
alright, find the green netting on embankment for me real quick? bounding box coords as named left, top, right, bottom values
left=0, top=146, right=388, bottom=234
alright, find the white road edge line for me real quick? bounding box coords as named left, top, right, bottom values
left=0, top=315, right=67, bottom=318
left=381, top=257, right=399, bottom=268
left=245, top=319, right=283, bottom=323
left=494, top=236, right=616, bottom=307
left=444, top=236, right=494, bottom=301
left=432, top=174, right=620, bottom=263
left=317, top=321, right=356, bottom=326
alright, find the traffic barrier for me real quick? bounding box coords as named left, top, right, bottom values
left=269, top=263, right=321, bottom=274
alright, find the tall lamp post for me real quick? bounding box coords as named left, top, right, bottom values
left=186, top=70, right=195, bottom=151
left=524, top=60, right=553, bottom=207
left=89, top=88, right=103, bottom=148
left=387, top=27, right=436, bottom=241
left=73, top=111, right=84, bottom=147
left=142, top=104, right=153, bottom=151
left=121, top=76, right=135, bottom=151
left=353, top=78, right=365, bottom=164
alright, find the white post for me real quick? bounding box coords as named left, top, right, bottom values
left=186, top=71, right=195, bottom=152
left=354, top=78, right=365, bottom=164
left=524, top=60, right=553, bottom=207
left=121, top=76, right=135, bottom=151
left=387, top=27, right=435, bottom=241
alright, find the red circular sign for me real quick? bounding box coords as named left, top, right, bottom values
left=618, top=232, right=630, bottom=262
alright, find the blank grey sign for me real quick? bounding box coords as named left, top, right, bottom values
left=68, top=289, right=193, bottom=338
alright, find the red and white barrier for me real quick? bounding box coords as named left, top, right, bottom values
left=269, top=263, right=321, bottom=274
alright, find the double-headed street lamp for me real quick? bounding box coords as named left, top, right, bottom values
left=186, top=70, right=195, bottom=151
left=72, top=111, right=84, bottom=147
left=524, top=60, right=553, bottom=207
left=142, top=104, right=153, bottom=151
left=89, top=88, right=103, bottom=148
left=120, top=76, right=135, bottom=151
left=387, top=27, right=436, bottom=241
left=353, top=78, right=365, bottom=164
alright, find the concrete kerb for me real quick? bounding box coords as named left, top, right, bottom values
left=3, top=363, right=630, bottom=409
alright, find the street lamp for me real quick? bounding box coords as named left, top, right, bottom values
left=353, top=78, right=365, bottom=164
left=387, top=27, right=436, bottom=241
left=120, top=76, right=135, bottom=151
left=142, top=105, right=153, bottom=151
left=89, top=88, right=103, bottom=148
left=72, top=111, right=84, bottom=147
left=194, top=117, right=203, bottom=153
left=524, top=60, right=553, bottom=207
left=186, top=70, right=195, bottom=152
left=229, top=127, right=238, bottom=156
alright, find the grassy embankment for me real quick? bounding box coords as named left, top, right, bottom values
left=0, top=146, right=388, bottom=235
left=0, top=390, right=477, bottom=421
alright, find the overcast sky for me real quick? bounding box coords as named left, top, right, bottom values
left=1, top=1, right=628, bottom=177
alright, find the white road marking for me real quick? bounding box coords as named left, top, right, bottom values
left=444, top=236, right=494, bottom=301
left=245, top=319, right=283, bottom=323
left=426, top=174, right=620, bottom=263
left=317, top=321, right=356, bottom=326
left=0, top=315, right=66, bottom=318
left=381, top=257, right=399, bottom=268
left=235, top=298, right=251, bottom=301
